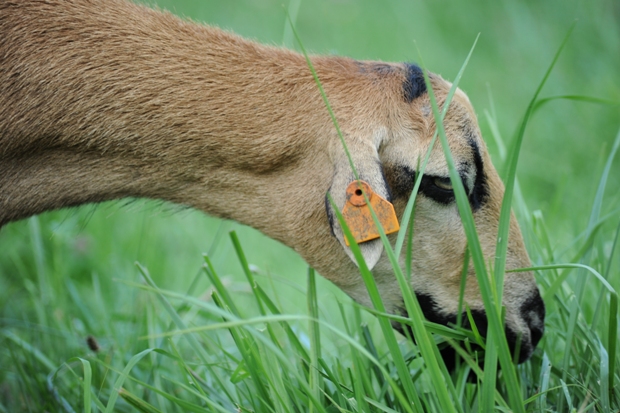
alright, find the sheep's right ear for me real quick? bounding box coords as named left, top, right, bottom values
left=325, top=148, right=397, bottom=270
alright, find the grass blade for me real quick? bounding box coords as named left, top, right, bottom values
left=532, top=95, right=620, bottom=115
left=104, top=348, right=155, bottom=413
left=494, top=23, right=576, bottom=295
left=307, top=267, right=323, bottom=412
left=78, top=358, right=93, bottom=413
left=415, top=45, right=525, bottom=412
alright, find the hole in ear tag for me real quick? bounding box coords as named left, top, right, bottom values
left=342, top=180, right=400, bottom=245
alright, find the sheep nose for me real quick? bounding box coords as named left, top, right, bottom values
left=517, top=289, right=546, bottom=360
left=465, top=290, right=545, bottom=365
left=402, top=291, right=545, bottom=371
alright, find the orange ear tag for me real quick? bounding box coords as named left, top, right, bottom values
left=341, top=180, right=400, bottom=245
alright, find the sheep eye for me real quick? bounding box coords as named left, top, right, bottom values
left=418, top=175, right=456, bottom=205
left=433, top=177, right=453, bottom=192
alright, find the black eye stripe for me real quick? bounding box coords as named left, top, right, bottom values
left=466, top=138, right=489, bottom=211
left=384, top=162, right=485, bottom=209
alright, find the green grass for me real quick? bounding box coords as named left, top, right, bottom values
left=1, top=0, right=620, bottom=411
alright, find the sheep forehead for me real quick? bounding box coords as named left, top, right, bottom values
left=394, top=101, right=481, bottom=177
left=382, top=131, right=476, bottom=184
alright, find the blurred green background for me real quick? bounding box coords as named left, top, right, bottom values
left=0, top=0, right=618, bottom=387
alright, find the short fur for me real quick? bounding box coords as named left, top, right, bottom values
left=0, top=0, right=544, bottom=362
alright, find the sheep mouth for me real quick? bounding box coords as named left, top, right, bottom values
left=393, top=292, right=544, bottom=371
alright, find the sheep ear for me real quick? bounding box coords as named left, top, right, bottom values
left=325, top=149, right=397, bottom=270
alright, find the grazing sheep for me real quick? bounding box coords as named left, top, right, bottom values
left=0, top=0, right=544, bottom=364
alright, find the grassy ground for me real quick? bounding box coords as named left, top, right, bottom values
left=1, top=0, right=619, bottom=411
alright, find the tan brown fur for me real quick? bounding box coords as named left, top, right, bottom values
left=0, top=0, right=543, bottom=361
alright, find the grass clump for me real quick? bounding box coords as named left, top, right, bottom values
left=2, top=188, right=619, bottom=412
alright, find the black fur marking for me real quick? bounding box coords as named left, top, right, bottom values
left=466, top=137, right=489, bottom=211
left=324, top=194, right=336, bottom=238
left=402, top=63, right=427, bottom=103
left=413, top=293, right=488, bottom=336
left=383, top=164, right=416, bottom=200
